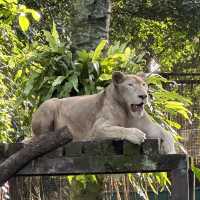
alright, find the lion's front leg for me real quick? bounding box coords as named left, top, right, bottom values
left=160, top=131, right=176, bottom=154
left=135, top=115, right=176, bottom=154
left=92, top=121, right=146, bottom=145
left=146, top=125, right=176, bottom=154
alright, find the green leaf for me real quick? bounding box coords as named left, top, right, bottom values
left=92, top=39, right=107, bottom=61
left=31, top=10, right=41, bottom=22
left=38, top=77, right=51, bottom=89
left=18, top=13, right=30, bottom=32
left=69, top=75, right=79, bottom=92
left=43, top=30, right=53, bottom=44
left=165, top=119, right=181, bottom=129
left=24, top=81, right=33, bottom=96
left=124, top=47, right=131, bottom=59
left=24, top=73, right=40, bottom=96
left=147, top=74, right=168, bottom=85
left=52, top=21, right=59, bottom=43
left=91, top=61, right=99, bottom=74
left=77, top=50, right=90, bottom=63
left=75, top=175, right=87, bottom=188
left=14, top=69, right=22, bottom=81
left=192, top=166, right=200, bottom=182
left=164, top=101, right=191, bottom=119
left=52, top=76, right=66, bottom=87
left=67, top=176, right=74, bottom=185
left=90, top=175, right=97, bottom=183
left=59, top=81, right=73, bottom=97
left=147, top=176, right=158, bottom=195
left=99, top=73, right=112, bottom=81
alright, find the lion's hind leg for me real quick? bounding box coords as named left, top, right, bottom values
left=31, top=99, right=57, bottom=137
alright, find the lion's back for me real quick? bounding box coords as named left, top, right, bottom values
left=32, top=92, right=105, bottom=140
left=54, top=93, right=105, bottom=140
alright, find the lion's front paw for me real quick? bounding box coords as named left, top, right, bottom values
left=135, top=130, right=146, bottom=144
left=126, top=130, right=146, bottom=145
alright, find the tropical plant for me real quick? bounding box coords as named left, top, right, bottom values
left=0, top=1, right=197, bottom=199
left=0, top=0, right=41, bottom=141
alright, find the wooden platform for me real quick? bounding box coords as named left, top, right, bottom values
left=0, top=139, right=194, bottom=200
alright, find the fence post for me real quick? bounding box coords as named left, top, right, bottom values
left=189, top=168, right=195, bottom=200
left=170, top=156, right=191, bottom=200
left=171, top=168, right=189, bottom=200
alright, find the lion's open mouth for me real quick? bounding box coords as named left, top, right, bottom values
left=131, top=103, right=144, bottom=112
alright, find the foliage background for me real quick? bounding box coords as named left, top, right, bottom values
left=0, top=0, right=199, bottom=199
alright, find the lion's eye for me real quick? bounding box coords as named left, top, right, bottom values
left=142, top=83, right=146, bottom=87
left=128, top=83, right=133, bottom=87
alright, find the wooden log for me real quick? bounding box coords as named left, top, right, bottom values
left=0, top=126, right=73, bottom=186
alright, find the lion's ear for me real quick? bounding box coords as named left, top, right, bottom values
left=112, top=71, right=125, bottom=84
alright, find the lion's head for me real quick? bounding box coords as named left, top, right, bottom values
left=112, top=71, right=148, bottom=117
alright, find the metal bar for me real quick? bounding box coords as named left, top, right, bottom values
left=160, top=72, right=200, bottom=76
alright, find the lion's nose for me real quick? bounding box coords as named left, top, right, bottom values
left=138, top=95, right=147, bottom=100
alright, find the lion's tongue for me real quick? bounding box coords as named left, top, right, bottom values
left=131, top=103, right=144, bottom=112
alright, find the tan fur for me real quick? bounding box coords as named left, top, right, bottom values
left=32, top=71, right=175, bottom=154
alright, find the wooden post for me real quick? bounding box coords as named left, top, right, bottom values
left=189, top=168, right=195, bottom=200
left=170, top=168, right=189, bottom=200
left=170, top=156, right=196, bottom=200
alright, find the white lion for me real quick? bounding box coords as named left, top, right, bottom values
left=32, top=71, right=176, bottom=154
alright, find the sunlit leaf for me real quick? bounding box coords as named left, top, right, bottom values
left=75, top=175, right=87, bottom=188
left=52, top=21, right=59, bottom=43
left=192, top=166, right=200, bottom=182
left=165, top=119, right=181, bottom=129
left=67, top=176, right=74, bottom=185
left=31, top=10, right=41, bottom=22
left=99, top=73, right=112, bottom=81
left=14, top=69, right=22, bottom=81
left=18, top=13, right=29, bottom=32
left=92, top=39, right=107, bottom=61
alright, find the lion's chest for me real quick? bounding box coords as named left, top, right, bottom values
left=126, top=116, right=143, bottom=128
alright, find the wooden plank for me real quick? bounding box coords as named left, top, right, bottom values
left=13, top=154, right=187, bottom=176
left=0, top=139, right=188, bottom=176
left=0, top=139, right=159, bottom=158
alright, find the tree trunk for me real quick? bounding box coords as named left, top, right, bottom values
left=70, top=0, right=111, bottom=51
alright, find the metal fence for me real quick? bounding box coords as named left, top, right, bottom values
left=161, top=73, right=200, bottom=165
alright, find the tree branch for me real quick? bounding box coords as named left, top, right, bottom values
left=0, top=126, right=73, bottom=186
